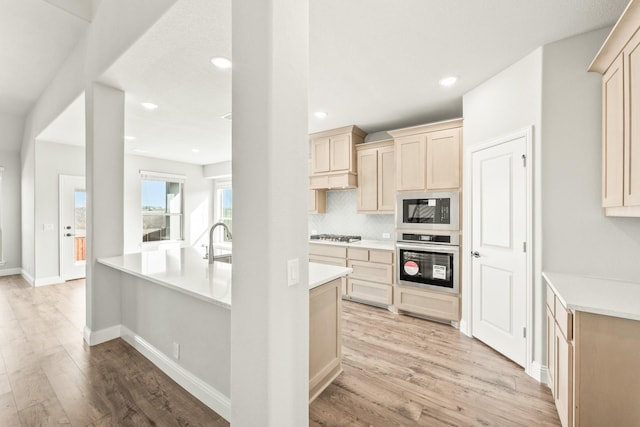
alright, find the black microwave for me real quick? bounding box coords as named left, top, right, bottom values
left=396, top=192, right=459, bottom=231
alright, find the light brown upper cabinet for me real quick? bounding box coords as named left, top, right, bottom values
left=355, top=139, right=395, bottom=213
left=309, top=125, right=366, bottom=190
left=388, top=118, right=462, bottom=193
left=589, top=0, right=640, bottom=216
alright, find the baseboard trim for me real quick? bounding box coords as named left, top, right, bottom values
left=34, top=276, right=64, bottom=287
left=84, top=325, right=122, bottom=346
left=459, top=319, right=472, bottom=337
left=120, top=326, right=231, bottom=421
left=528, top=361, right=548, bottom=385
left=0, top=268, right=22, bottom=277
left=21, top=269, right=35, bottom=286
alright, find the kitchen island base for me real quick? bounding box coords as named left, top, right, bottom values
left=309, top=277, right=344, bottom=402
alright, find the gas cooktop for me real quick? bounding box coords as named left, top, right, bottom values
left=310, top=234, right=362, bottom=243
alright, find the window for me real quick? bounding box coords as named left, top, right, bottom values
left=141, top=171, right=185, bottom=242
left=215, top=179, right=232, bottom=242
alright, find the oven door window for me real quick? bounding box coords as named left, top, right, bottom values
left=403, top=198, right=450, bottom=225
left=398, top=248, right=454, bottom=289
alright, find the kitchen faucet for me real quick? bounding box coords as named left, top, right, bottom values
left=209, top=222, right=232, bottom=264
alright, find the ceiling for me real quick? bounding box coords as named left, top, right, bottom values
left=0, top=0, right=89, bottom=116
left=34, top=0, right=630, bottom=165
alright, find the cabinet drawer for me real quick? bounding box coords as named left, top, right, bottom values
left=555, top=298, right=573, bottom=341
left=394, top=286, right=459, bottom=321
left=546, top=284, right=556, bottom=315
left=309, top=244, right=347, bottom=258
left=347, top=247, right=369, bottom=261
left=369, top=249, right=393, bottom=265
left=309, top=255, right=347, bottom=267
left=348, top=260, right=393, bottom=284
left=347, top=279, right=392, bottom=306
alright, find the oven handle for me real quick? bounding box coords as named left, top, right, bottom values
left=396, top=242, right=459, bottom=254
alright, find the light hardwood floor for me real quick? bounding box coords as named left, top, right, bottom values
left=0, top=275, right=560, bottom=426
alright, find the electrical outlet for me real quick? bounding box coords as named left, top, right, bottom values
left=287, top=258, right=299, bottom=287
left=172, top=342, right=180, bottom=359
left=43, top=224, right=55, bottom=231
left=382, top=232, right=390, bottom=239
left=311, top=229, right=318, bottom=235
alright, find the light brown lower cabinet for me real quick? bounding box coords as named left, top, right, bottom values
left=309, top=277, right=343, bottom=402
left=394, top=285, right=459, bottom=322
left=547, top=284, right=640, bottom=426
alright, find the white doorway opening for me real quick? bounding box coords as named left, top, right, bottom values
left=59, top=175, right=86, bottom=281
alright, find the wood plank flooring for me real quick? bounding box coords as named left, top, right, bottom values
left=0, top=274, right=560, bottom=426
left=0, top=275, right=227, bottom=426
left=311, top=300, right=560, bottom=426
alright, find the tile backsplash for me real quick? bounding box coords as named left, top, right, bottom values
left=308, top=189, right=395, bottom=240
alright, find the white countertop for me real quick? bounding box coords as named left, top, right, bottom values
left=543, top=271, right=640, bottom=321
left=98, top=248, right=351, bottom=309
left=309, top=239, right=395, bottom=251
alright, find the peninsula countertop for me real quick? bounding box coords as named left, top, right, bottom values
left=98, top=248, right=352, bottom=309
left=543, top=271, right=640, bottom=321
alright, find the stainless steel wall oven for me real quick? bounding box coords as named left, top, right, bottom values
left=396, top=233, right=459, bottom=294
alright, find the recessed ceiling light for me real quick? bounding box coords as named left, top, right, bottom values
left=141, top=102, right=158, bottom=110
left=439, top=76, right=458, bottom=87
left=132, top=148, right=148, bottom=153
left=211, top=57, right=232, bottom=69
left=192, top=148, right=200, bottom=153
left=221, top=112, right=232, bottom=121
left=124, top=135, right=136, bottom=141
left=314, top=111, right=328, bottom=119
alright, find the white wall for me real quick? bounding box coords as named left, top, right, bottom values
left=0, top=112, right=24, bottom=274
left=0, top=151, right=22, bottom=274
left=462, top=48, right=544, bottom=368
left=34, top=141, right=85, bottom=282
left=124, top=155, right=213, bottom=254
left=541, top=28, right=640, bottom=282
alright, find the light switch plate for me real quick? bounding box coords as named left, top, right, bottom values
left=287, top=258, right=299, bottom=287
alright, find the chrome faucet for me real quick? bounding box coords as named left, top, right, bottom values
left=209, top=222, right=232, bottom=264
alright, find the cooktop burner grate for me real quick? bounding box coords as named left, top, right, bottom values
left=310, top=234, right=362, bottom=243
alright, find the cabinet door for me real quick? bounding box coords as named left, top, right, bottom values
left=426, top=128, right=461, bottom=190
left=378, top=145, right=396, bottom=212
left=555, top=323, right=573, bottom=427
left=308, top=189, right=326, bottom=213
left=546, top=307, right=555, bottom=397
left=330, top=133, right=352, bottom=171
left=625, top=33, right=640, bottom=206
left=356, top=148, right=379, bottom=212
left=602, top=54, right=625, bottom=207
left=395, top=134, right=426, bottom=191
left=312, top=137, right=331, bottom=174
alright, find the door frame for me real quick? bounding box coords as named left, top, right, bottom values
left=59, top=174, right=86, bottom=281
left=461, top=127, right=534, bottom=376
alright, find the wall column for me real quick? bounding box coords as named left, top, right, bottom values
left=231, top=0, right=310, bottom=425
left=84, top=82, right=124, bottom=340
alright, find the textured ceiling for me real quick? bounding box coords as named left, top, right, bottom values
left=0, top=0, right=88, bottom=115
left=41, top=0, right=629, bottom=165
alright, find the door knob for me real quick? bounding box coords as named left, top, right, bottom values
left=471, top=251, right=480, bottom=258
left=65, top=233, right=75, bottom=237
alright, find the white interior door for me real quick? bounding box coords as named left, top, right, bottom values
left=60, top=175, right=86, bottom=281
left=471, top=135, right=527, bottom=367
